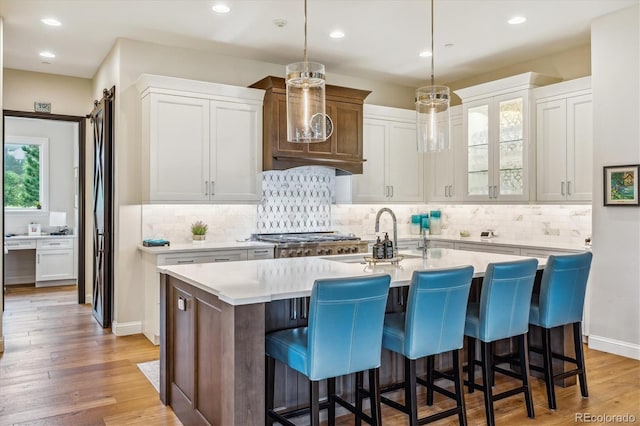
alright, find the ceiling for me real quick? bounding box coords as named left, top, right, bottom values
left=0, top=0, right=638, bottom=87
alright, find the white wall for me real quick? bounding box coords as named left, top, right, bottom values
left=4, top=117, right=77, bottom=234
left=589, top=5, right=640, bottom=359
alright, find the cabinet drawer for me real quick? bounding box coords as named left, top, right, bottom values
left=37, top=239, right=74, bottom=250
left=520, top=248, right=581, bottom=258
left=428, top=240, right=455, bottom=249
left=248, top=248, right=274, bottom=260
left=396, top=240, right=420, bottom=251
left=5, top=240, right=36, bottom=250
left=159, top=249, right=248, bottom=266
left=455, top=242, right=521, bottom=255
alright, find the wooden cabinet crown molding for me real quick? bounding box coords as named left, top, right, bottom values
left=250, top=76, right=371, bottom=175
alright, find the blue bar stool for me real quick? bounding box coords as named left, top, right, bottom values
left=528, top=252, right=593, bottom=410
left=465, top=258, right=539, bottom=426
left=379, top=266, right=474, bottom=426
left=265, top=274, right=391, bottom=426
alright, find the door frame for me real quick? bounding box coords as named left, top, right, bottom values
left=2, top=109, right=87, bottom=304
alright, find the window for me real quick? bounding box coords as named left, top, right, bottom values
left=4, top=135, right=49, bottom=211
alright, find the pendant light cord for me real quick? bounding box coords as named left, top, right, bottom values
left=430, top=0, right=435, bottom=88
left=303, top=0, right=308, bottom=65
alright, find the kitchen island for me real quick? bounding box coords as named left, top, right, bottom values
left=157, top=248, right=577, bottom=425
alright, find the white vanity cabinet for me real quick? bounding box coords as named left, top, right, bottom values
left=455, top=73, right=560, bottom=202
left=137, top=74, right=264, bottom=203
left=35, top=238, right=76, bottom=286
left=535, top=77, right=593, bottom=202
left=352, top=105, right=424, bottom=203
left=428, top=105, right=463, bottom=202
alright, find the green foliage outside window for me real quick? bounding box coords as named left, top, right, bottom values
left=4, top=144, right=41, bottom=209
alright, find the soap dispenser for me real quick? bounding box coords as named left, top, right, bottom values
left=383, top=232, right=394, bottom=259
left=373, top=236, right=385, bottom=259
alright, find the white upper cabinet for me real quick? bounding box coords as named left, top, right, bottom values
left=137, top=74, right=264, bottom=203
left=456, top=72, right=560, bottom=202
left=534, top=77, right=592, bottom=202
left=428, top=105, right=463, bottom=202
left=352, top=105, right=423, bottom=203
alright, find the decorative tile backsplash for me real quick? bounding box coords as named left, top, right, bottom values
left=141, top=166, right=591, bottom=245
left=256, top=167, right=334, bottom=233
left=332, top=203, right=591, bottom=246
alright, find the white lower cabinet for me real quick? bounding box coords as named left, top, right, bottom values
left=35, top=239, right=76, bottom=286
left=142, top=246, right=273, bottom=345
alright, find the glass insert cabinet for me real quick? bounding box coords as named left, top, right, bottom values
left=456, top=72, right=560, bottom=202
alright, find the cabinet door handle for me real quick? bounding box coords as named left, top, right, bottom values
left=37, top=254, right=40, bottom=264
left=177, top=259, right=195, bottom=264
left=211, top=181, right=215, bottom=196
left=49, top=243, right=61, bottom=246
left=390, top=185, right=394, bottom=198
left=488, top=185, right=493, bottom=199
left=204, top=180, right=209, bottom=196
left=449, top=185, right=454, bottom=197
left=385, top=185, right=389, bottom=197
left=567, top=181, right=572, bottom=196
left=493, top=185, right=498, bottom=199
left=253, top=250, right=269, bottom=254
left=561, top=181, right=565, bottom=196
left=214, top=258, right=230, bottom=262
left=289, top=298, right=297, bottom=320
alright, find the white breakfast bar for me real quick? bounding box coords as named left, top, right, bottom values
left=156, top=248, right=584, bottom=426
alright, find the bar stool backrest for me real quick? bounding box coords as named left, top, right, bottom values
left=537, top=252, right=593, bottom=329
left=404, top=266, right=474, bottom=359
left=478, top=259, right=539, bottom=342
left=307, top=274, right=391, bottom=381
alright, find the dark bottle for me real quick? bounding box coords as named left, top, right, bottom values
left=383, top=232, right=394, bottom=259
left=373, top=236, right=385, bottom=259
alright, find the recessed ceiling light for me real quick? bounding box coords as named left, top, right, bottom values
left=39, top=51, right=56, bottom=58
left=444, top=43, right=454, bottom=48
left=419, top=50, right=433, bottom=58
left=508, top=16, right=526, bottom=25
left=329, top=30, right=345, bottom=39
left=212, top=3, right=230, bottom=14
left=41, top=18, right=61, bottom=26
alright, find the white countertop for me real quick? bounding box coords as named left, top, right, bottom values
left=138, top=240, right=275, bottom=254
left=158, top=248, right=547, bottom=306
left=425, top=235, right=588, bottom=252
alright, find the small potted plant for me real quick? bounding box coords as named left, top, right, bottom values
left=191, top=220, right=208, bottom=241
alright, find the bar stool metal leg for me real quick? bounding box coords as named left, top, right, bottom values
left=541, top=327, right=556, bottom=409
left=573, top=322, right=589, bottom=398
left=519, top=334, right=535, bottom=419
left=426, top=355, right=435, bottom=406
left=480, top=342, right=496, bottom=426
left=453, top=349, right=468, bottom=426
left=467, top=337, right=476, bottom=394
left=328, top=377, right=336, bottom=426
left=369, top=368, right=382, bottom=426
left=310, top=380, right=320, bottom=426
left=355, top=372, right=363, bottom=426
left=266, top=355, right=275, bottom=426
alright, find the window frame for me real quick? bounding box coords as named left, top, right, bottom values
left=4, top=135, right=50, bottom=213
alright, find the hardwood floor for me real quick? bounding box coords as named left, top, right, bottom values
left=1, top=285, right=638, bottom=425
left=0, top=285, right=180, bottom=426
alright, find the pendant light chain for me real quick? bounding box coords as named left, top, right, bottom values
left=303, top=0, right=308, bottom=65
left=430, top=0, right=435, bottom=88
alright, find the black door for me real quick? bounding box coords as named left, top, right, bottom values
left=90, top=88, right=115, bottom=328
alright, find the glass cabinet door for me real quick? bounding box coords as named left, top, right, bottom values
left=497, top=97, right=524, bottom=197
left=466, top=103, right=489, bottom=197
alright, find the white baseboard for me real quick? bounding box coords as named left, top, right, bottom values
left=112, top=321, right=143, bottom=337
left=588, top=334, right=640, bottom=360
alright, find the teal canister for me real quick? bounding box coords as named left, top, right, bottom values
left=411, top=215, right=422, bottom=235
left=429, top=210, right=442, bottom=235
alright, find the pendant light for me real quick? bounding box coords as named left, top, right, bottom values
left=416, top=0, right=450, bottom=152
left=286, top=0, right=327, bottom=143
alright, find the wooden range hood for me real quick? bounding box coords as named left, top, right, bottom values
left=250, top=76, right=370, bottom=175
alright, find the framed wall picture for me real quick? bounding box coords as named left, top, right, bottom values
left=603, top=164, right=640, bottom=206
left=28, top=223, right=42, bottom=236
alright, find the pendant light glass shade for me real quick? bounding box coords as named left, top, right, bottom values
left=285, top=0, right=327, bottom=143
left=286, top=61, right=327, bottom=142
left=416, top=0, right=450, bottom=152
left=416, top=85, right=450, bottom=152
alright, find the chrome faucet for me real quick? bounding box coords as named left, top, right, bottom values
left=374, top=208, right=397, bottom=258
left=422, top=227, right=429, bottom=258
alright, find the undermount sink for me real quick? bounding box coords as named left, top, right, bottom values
left=321, top=253, right=422, bottom=264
